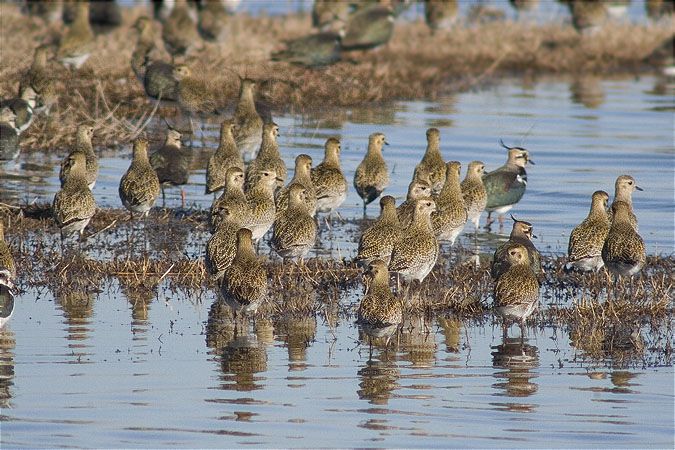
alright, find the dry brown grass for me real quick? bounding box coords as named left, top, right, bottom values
left=1, top=4, right=672, bottom=151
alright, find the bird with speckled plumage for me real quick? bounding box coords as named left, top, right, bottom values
left=59, top=124, right=98, bottom=190
left=432, top=161, right=467, bottom=245
left=415, top=128, right=446, bottom=193
left=611, top=175, right=642, bottom=230
left=233, top=79, right=264, bottom=161
left=276, top=154, right=316, bottom=216
left=119, top=137, right=161, bottom=219
left=210, top=167, right=247, bottom=231
left=397, top=178, right=432, bottom=229
left=389, top=199, right=439, bottom=284
left=247, top=122, right=286, bottom=189
left=493, top=244, right=540, bottom=336
left=206, top=120, right=244, bottom=195
left=602, top=202, right=646, bottom=278
left=491, top=217, right=542, bottom=280
left=356, top=196, right=402, bottom=266
left=150, top=125, right=191, bottom=207
left=357, top=259, right=403, bottom=348
left=271, top=183, right=317, bottom=262
left=53, top=153, right=97, bottom=242
left=242, top=169, right=278, bottom=241
left=311, top=137, right=347, bottom=218
left=205, top=207, right=242, bottom=280
left=354, top=132, right=389, bottom=215
left=567, top=190, right=611, bottom=272
left=460, top=160, right=487, bottom=232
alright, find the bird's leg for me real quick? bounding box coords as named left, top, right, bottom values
left=502, top=322, right=508, bottom=340
left=484, top=211, right=493, bottom=230
left=161, top=186, right=166, bottom=207
left=362, top=202, right=367, bottom=218
left=498, top=214, right=505, bottom=231
left=180, top=188, right=186, bottom=209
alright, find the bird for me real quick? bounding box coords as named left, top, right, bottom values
left=0, top=221, right=15, bottom=329
left=483, top=141, right=533, bottom=228
left=276, top=154, right=316, bottom=216
left=396, top=178, right=432, bottom=228
left=210, top=167, right=247, bottom=230
left=53, top=152, right=97, bottom=242
left=130, top=16, right=157, bottom=82
left=242, top=169, right=278, bottom=241
left=88, top=0, right=123, bottom=34
left=354, top=132, right=389, bottom=215
left=491, top=217, right=542, bottom=280
left=161, top=0, right=200, bottom=61
left=312, top=0, right=351, bottom=31
left=59, top=124, right=98, bottom=190
left=568, top=0, right=608, bottom=35
left=271, top=31, right=342, bottom=67
left=205, top=207, right=241, bottom=280
left=220, top=228, right=268, bottom=321
left=20, top=44, right=58, bottom=114
left=206, top=120, right=244, bottom=195
left=611, top=175, right=642, bottom=231
left=415, top=127, right=446, bottom=193
left=233, top=78, right=264, bottom=161
left=341, top=4, right=395, bottom=51
left=493, top=244, right=540, bottom=336
left=602, top=202, right=646, bottom=278
left=357, top=259, right=404, bottom=350
left=132, top=17, right=180, bottom=103
left=1, top=86, right=37, bottom=135
left=424, top=0, right=458, bottom=33
left=460, top=160, right=487, bottom=232
left=0, top=107, right=20, bottom=162
left=150, top=125, right=191, bottom=207
left=311, top=137, right=348, bottom=219
left=198, top=0, right=229, bottom=42
left=119, top=137, right=161, bottom=219
left=271, top=183, right=317, bottom=262
left=57, top=1, right=95, bottom=69
left=246, top=122, right=286, bottom=189
left=389, top=199, right=439, bottom=285
left=173, top=64, right=220, bottom=135
left=356, top=195, right=402, bottom=266
left=567, top=190, right=611, bottom=272
left=431, top=161, right=468, bottom=245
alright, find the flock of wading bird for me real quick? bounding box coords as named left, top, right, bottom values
left=0, top=0, right=652, bottom=340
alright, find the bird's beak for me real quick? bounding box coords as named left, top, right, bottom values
left=276, top=177, right=284, bottom=182
left=635, top=185, right=643, bottom=191
left=532, top=233, right=538, bottom=239
left=527, top=158, right=535, bottom=165
left=384, top=141, right=389, bottom=146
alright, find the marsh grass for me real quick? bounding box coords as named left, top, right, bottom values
left=1, top=4, right=672, bottom=151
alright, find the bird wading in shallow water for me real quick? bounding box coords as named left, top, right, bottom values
left=354, top=132, right=389, bottom=216
left=567, top=190, right=611, bottom=272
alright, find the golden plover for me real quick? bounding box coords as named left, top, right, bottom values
left=20, top=45, right=58, bottom=114
left=276, top=154, right=316, bottom=216
left=210, top=167, right=247, bottom=231
left=397, top=178, right=432, bottom=229
left=0, top=107, right=19, bottom=162
left=357, top=259, right=403, bottom=349
left=161, top=0, right=199, bottom=61
left=491, top=217, right=542, bottom=280
left=57, top=2, right=95, bottom=69
left=59, top=124, right=98, bottom=190
left=612, top=175, right=642, bottom=230
left=567, top=190, right=611, bottom=272
left=460, top=160, right=487, bottom=232
left=242, top=169, right=278, bottom=241
left=356, top=195, right=402, bottom=266
left=493, top=244, right=540, bottom=335
left=53, top=152, right=97, bottom=241
left=341, top=4, right=395, bottom=50
left=271, top=183, right=317, bottom=261
left=354, top=132, right=389, bottom=215
left=602, top=202, right=646, bottom=278
left=119, top=137, right=161, bottom=219
left=233, top=79, right=264, bottom=161
left=431, top=161, right=467, bottom=245
left=389, top=199, right=439, bottom=284
left=220, top=228, right=268, bottom=319
left=424, top=0, right=459, bottom=33
left=150, top=125, right=192, bottom=207
left=272, top=31, right=341, bottom=67
left=246, top=122, right=286, bottom=189
left=206, top=207, right=242, bottom=280
left=311, top=137, right=347, bottom=218
left=0, top=86, right=37, bottom=135
left=206, top=120, right=245, bottom=195
left=415, top=128, right=446, bottom=193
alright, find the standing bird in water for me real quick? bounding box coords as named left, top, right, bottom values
left=415, top=128, right=446, bottom=194
left=311, top=137, right=348, bottom=224
left=483, top=141, right=534, bottom=229
left=57, top=2, right=95, bottom=69
left=602, top=202, right=646, bottom=280
left=53, top=153, right=97, bottom=243
left=567, top=190, right=611, bottom=272
left=493, top=244, right=540, bottom=338
left=354, top=132, right=389, bottom=216
left=460, top=161, right=487, bottom=233
left=206, top=120, right=244, bottom=195
left=150, top=125, right=191, bottom=208
left=59, top=125, right=98, bottom=190
left=356, top=196, right=401, bottom=266
left=611, top=175, right=642, bottom=231
left=233, top=79, right=264, bottom=161
left=119, top=137, right=161, bottom=219
left=491, top=217, right=542, bottom=280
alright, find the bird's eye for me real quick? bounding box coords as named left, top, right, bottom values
left=628, top=181, right=633, bottom=185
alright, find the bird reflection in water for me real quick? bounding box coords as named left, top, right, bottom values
left=55, top=287, right=96, bottom=363
left=121, top=283, right=156, bottom=344
left=570, top=75, right=606, bottom=109
left=357, top=351, right=400, bottom=406
left=206, top=300, right=269, bottom=392
left=438, top=316, right=462, bottom=354
left=275, top=315, right=317, bottom=372
left=0, top=328, right=15, bottom=409
left=398, top=315, right=437, bottom=368
left=491, top=335, right=540, bottom=412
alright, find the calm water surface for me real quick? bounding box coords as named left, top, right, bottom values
left=1, top=76, right=674, bottom=447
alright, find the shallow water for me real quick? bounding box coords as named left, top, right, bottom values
left=1, top=76, right=674, bottom=448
